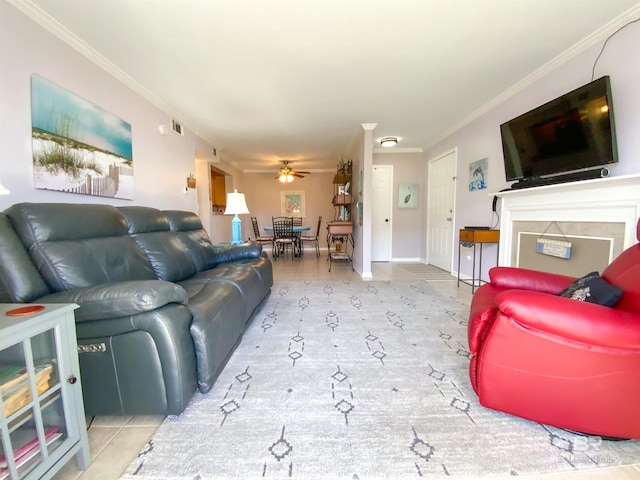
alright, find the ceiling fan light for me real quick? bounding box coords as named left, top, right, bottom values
left=380, top=136, right=398, bottom=147
left=279, top=173, right=294, bottom=183
left=275, top=161, right=305, bottom=182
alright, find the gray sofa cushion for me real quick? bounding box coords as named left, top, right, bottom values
left=211, top=243, right=263, bottom=264
left=164, top=210, right=219, bottom=271
left=222, top=254, right=274, bottom=287
left=37, top=280, right=188, bottom=322
left=119, top=206, right=198, bottom=282
left=0, top=213, right=50, bottom=302
left=6, top=203, right=157, bottom=291
left=180, top=281, right=246, bottom=392
left=182, top=263, right=268, bottom=318
left=164, top=209, right=203, bottom=233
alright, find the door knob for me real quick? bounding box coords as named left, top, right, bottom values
left=385, top=219, right=389, bottom=222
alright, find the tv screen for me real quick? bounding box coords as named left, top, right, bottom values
left=500, top=76, right=618, bottom=183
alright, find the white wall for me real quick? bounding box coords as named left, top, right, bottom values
left=347, top=126, right=369, bottom=276
left=5, top=0, right=637, bottom=270
left=0, top=1, right=215, bottom=212
left=373, top=151, right=424, bottom=260
left=242, top=172, right=335, bottom=242
left=424, top=20, right=640, bottom=280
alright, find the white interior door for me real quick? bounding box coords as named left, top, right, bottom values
left=372, top=165, right=393, bottom=261
left=427, top=150, right=457, bottom=271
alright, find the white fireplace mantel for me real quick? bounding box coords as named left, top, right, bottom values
left=495, top=174, right=640, bottom=266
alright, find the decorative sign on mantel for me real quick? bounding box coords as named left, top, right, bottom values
left=536, top=221, right=572, bottom=259
left=536, top=238, right=572, bottom=259
left=495, top=174, right=640, bottom=267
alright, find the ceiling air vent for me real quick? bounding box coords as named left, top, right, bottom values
left=171, top=119, right=183, bottom=135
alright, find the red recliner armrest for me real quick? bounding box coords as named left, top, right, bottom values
left=489, top=267, right=575, bottom=294
left=496, top=290, right=640, bottom=349
left=468, top=284, right=502, bottom=354
left=467, top=268, right=574, bottom=355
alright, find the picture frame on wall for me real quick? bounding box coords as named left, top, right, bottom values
left=469, top=157, right=488, bottom=191
left=31, top=74, right=134, bottom=199
left=280, top=190, right=306, bottom=217
left=398, top=183, right=418, bottom=208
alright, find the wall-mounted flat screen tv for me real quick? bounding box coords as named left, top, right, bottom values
left=500, top=76, right=618, bottom=184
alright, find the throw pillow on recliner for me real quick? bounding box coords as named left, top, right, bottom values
left=559, top=271, right=623, bottom=307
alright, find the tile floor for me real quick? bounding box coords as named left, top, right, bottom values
left=54, top=246, right=640, bottom=479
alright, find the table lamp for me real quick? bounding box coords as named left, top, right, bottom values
left=224, top=189, right=250, bottom=244
left=0, top=182, right=9, bottom=195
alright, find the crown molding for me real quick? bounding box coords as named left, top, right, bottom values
left=7, top=0, right=216, bottom=146
left=244, top=168, right=334, bottom=174
left=11, top=0, right=639, bottom=166
left=373, top=147, right=423, bottom=154
left=427, top=3, right=640, bottom=150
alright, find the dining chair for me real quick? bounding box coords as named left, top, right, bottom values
left=272, top=216, right=292, bottom=226
left=291, top=216, right=303, bottom=253
left=272, top=217, right=296, bottom=260
left=251, top=217, right=273, bottom=249
left=300, top=215, right=322, bottom=257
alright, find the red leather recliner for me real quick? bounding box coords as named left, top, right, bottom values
left=468, top=219, right=640, bottom=439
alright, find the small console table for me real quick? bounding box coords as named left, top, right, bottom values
left=326, top=221, right=354, bottom=272
left=457, top=229, right=500, bottom=293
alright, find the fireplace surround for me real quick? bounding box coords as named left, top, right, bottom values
left=494, top=174, right=640, bottom=270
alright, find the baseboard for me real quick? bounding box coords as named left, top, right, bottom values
left=456, top=272, right=477, bottom=281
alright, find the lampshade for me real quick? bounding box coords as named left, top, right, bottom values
left=224, top=189, right=250, bottom=215
left=224, top=189, right=249, bottom=245
left=0, top=182, right=10, bottom=195
left=380, top=136, right=398, bottom=147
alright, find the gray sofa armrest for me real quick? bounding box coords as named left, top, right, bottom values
left=212, top=242, right=263, bottom=264
left=36, top=280, right=188, bottom=322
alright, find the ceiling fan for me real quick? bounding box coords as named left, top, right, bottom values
left=275, top=161, right=310, bottom=183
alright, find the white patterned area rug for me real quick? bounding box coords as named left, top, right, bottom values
left=122, top=281, right=640, bottom=479
left=400, top=264, right=454, bottom=281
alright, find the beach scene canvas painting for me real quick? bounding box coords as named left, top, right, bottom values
left=31, top=74, right=133, bottom=199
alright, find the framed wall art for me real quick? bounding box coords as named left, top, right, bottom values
left=31, top=74, right=134, bottom=199
left=398, top=183, right=418, bottom=208
left=280, top=190, right=306, bottom=217
left=469, top=157, right=488, bottom=191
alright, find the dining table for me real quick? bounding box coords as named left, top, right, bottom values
left=263, top=226, right=311, bottom=233
left=263, top=225, right=310, bottom=257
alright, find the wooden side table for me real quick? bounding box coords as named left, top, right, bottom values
left=457, top=229, right=500, bottom=293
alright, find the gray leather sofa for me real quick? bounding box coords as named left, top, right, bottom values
left=0, top=203, right=272, bottom=416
